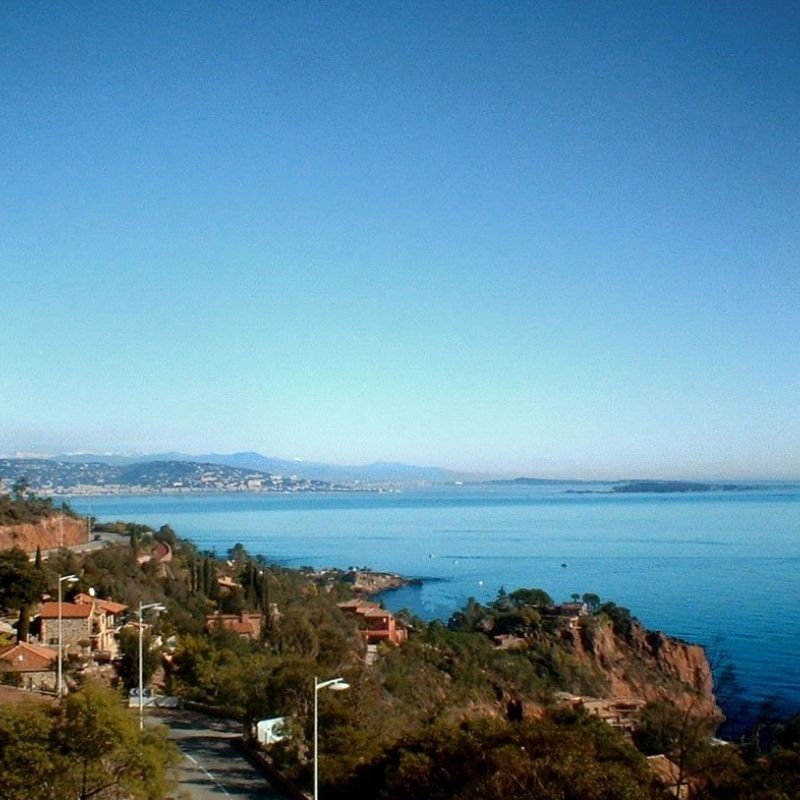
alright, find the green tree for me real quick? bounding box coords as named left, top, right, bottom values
left=635, top=701, right=718, bottom=797
left=448, top=597, right=489, bottom=631
left=0, top=547, right=46, bottom=642
left=0, top=700, right=59, bottom=800
left=156, top=524, right=177, bottom=546
left=582, top=592, right=601, bottom=613
left=326, top=712, right=664, bottom=800
left=508, top=587, right=553, bottom=609
left=116, top=628, right=159, bottom=693
left=0, top=685, right=178, bottom=800
left=228, top=542, right=248, bottom=567
left=11, top=477, right=30, bottom=501
left=58, top=683, right=178, bottom=800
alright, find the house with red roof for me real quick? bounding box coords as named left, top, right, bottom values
left=136, top=541, right=173, bottom=575
left=32, top=593, right=127, bottom=659
left=338, top=599, right=407, bottom=646
left=0, top=641, right=57, bottom=691
left=205, top=610, right=264, bottom=640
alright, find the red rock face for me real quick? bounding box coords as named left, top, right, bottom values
left=567, top=619, right=722, bottom=722
left=0, top=515, right=90, bottom=553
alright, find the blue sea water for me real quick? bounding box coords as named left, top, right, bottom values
left=70, top=485, right=800, bottom=729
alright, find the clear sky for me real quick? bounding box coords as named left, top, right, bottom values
left=1, top=2, right=798, bottom=478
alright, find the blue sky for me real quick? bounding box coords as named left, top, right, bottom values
left=1, top=2, right=798, bottom=478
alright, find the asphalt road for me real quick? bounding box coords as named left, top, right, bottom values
left=151, top=708, right=293, bottom=800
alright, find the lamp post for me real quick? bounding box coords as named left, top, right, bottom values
left=57, top=574, right=78, bottom=696
left=314, top=677, right=349, bottom=800
left=137, top=602, right=165, bottom=730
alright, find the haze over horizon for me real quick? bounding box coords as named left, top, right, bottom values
left=2, top=446, right=796, bottom=484
left=2, top=3, right=798, bottom=480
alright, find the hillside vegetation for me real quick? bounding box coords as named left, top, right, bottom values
left=1, top=518, right=798, bottom=799
left=0, top=482, right=73, bottom=526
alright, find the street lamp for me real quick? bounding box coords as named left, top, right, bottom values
left=137, top=602, right=166, bottom=729
left=57, top=574, right=78, bottom=696
left=314, top=677, right=349, bottom=800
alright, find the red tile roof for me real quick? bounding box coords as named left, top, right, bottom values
left=0, top=642, right=57, bottom=672
left=96, top=599, right=127, bottom=615
left=153, top=541, right=173, bottom=562
left=229, top=621, right=254, bottom=634
left=72, top=593, right=126, bottom=615
left=338, top=600, right=381, bottom=615
left=37, top=602, right=92, bottom=619
left=363, top=608, right=391, bottom=618
left=205, top=613, right=262, bottom=637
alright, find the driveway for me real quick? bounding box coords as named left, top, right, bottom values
left=151, top=708, right=293, bottom=800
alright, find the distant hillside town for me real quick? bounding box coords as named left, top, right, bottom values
left=0, top=458, right=349, bottom=496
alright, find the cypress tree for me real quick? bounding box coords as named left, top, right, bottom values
left=208, top=562, right=220, bottom=601
left=261, top=572, right=270, bottom=615
left=17, top=604, right=29, bottom=642
left=202, top=558, right=211, bottom=596
left=246, top=561, right=258, bottom=607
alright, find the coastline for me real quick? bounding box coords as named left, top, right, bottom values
left=304, top=566, right=423, bottom=596
left=65, top=487, right=800, bottom=729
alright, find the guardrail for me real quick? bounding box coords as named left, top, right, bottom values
left=233, top=736, right=309, bottom=800
left=127, top=695, right=182, bottom=709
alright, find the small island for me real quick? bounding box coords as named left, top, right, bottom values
left=566, top=480, right=761, bottom=495
left=611, top=480, right=760, bottom=493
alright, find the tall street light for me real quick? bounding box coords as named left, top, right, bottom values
left=314, top=677, right=349, bottom=800
left=138, top=602, right=165, bottom=730
left=57, top=574, right=78, bottom=696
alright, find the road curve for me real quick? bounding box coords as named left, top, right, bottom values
left=152, top=708, right=293, bottom=800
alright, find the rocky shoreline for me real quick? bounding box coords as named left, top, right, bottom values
left=342, top=568, right=423, bottom=595
left=304, top=566, right=422, bottom=595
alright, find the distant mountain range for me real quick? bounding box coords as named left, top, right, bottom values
left=47, top=451, right=470, bottom=484
left=2, top=451, right=772, bottom=492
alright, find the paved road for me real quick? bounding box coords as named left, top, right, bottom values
left=151, top=708, right=292, bottom=800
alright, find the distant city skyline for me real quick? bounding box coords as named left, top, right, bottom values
left=2, top=3, right=798, bottom=480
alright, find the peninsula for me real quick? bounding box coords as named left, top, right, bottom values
left=1, top=489, right=799, bottom=799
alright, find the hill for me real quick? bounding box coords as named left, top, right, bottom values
left=0, top=458, right=332, bottom=495
left=50, top=450, right=470, bottom=483
left=0, top=489, right=89, bottom=551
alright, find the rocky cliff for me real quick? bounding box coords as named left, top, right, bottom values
left=0, top=515, right=90, bottom=553
left=562, top=618, right=721, bottom=721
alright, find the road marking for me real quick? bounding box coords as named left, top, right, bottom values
left=183, top=748, right=231, bottom=797
left=201, top=766, right=230, bottom=796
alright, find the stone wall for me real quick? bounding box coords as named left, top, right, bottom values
left=22, top=670, right=56, bottom=692
left=40, top=616, right=91, bottom=653
left=1, top=670, right=56, bottom=692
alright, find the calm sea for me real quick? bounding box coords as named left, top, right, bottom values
left=70, top=485, right=800, bottom=729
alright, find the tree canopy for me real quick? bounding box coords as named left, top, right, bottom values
left=0, top=684, right=178, bottom=800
